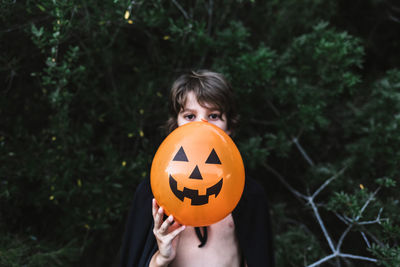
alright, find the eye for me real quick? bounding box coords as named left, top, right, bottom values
left=205, top=148, right=221, bottom=164
left=184, top=114, right=195, bottom=121
left=173, top=146, right=189, bottom=162
left=208, top=113, right=221, bottom=120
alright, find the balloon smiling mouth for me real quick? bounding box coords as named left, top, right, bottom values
left=169, top=175, right=223, bottom=205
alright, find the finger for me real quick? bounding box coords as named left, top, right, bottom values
left=166, top=224, right=186, bottom=242
left=154, top=206, right=164, bottom=229
left=152, top=198, right=158, bottom=218
left=159, top=215, right=174, bottom=234
left=168, top=220, right=183, bottom=232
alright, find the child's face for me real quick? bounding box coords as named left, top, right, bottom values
left=177, top=91, right=230, bottom=135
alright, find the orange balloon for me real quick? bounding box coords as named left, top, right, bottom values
left=150, top=121, right=245, bottom=226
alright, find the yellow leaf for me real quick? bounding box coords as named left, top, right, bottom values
left=139, top=130, right=144, bottom=137
left=77, top=179, right=82, bottom=187
left=122, top=161, right=127, bottom=167
left=128, top=20, right=133, bottom=24
left=359, top=184, right=364, bottom=190
left=163, top=35, right=170, bottom=40
left=49, top=195, right=55, bottom=200
left=124, top=10, right=130, bottom=19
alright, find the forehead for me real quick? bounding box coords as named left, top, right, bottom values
left=181, top=91, right=219, bottom=111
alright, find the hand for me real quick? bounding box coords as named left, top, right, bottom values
left=151, top=198, right=186, bottom=266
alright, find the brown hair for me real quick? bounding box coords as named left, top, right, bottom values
left=165, top=70, right=239, bottom=134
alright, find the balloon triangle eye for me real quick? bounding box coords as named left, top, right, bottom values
left=173, top=146, right=188, bottom=162
left=205, top=149, right=221, bottom=164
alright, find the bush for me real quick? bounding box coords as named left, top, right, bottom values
left=1, top=0, right=399, bottom=266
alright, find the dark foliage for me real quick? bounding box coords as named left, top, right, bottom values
left=1, top=0, right=400, bottom=266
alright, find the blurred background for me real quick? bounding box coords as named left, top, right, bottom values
left=1, top=0, right=400, bottom=266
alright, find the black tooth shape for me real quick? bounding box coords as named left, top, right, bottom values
left=206, top=178, right=223, bottom=197
left=191, top=194, right=208, bottom=205
left=169, top=175, right=224, bottom=206
left=169, top=175, right=185, bottom=201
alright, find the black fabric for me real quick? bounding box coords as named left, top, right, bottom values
left=232, top=177, right=275, bottom=267
left=118, top=177, right=275, bottom=267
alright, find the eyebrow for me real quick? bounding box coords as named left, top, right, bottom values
left=180, top=108, right=195, bottom=113
left=180, top=108, right=221, bottom=113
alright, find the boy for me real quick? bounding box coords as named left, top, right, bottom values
left=119, top=70, right=274, bottom=267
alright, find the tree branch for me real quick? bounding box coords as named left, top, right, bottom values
left=171, top=0, right=190, bottom=20
left=336, top=224, right=353, bottom=252
left=312, top=167, right=347, bottom=199
left=265, top=139, right=380, bottom=266
left=355, top=187, right=381, bottom=221
left=361, top=231, right=371, bottom=248
left=263, top=163, right=307, bottom=201
left=308, top=197, right=336, bottom=252
left=292, top=136, right=314, bottom=166
left=340, top=253, right=377, bottom=262
left=307, top=252, right=377, bottom=267
left=307, top=254, right=336, bottom=267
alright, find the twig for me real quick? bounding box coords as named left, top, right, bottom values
left=339, top=253, right=377, bottom=262
left=171, top=0, right=190, bottom=20
left=355, top=187, right=381, bottom=221
left=308, top=198, right=336, bottom=252
left=307, top=253, right=377, bottom=267
left=334, top=212, right=348, bottom=225
left=267, top=100, right=281, bottom=117
left=357, top=218, right=387, bottom=225
left=265, top=147, right=380, bottom=266
left=263, top=163, right=307, bottom=201
left=336, top=224, right=353, bottom=252
left=312, top=167, right=347, bottom=199
left=305, top=188, right=381, bottom=267
left=365, top=230, right=385, bottom=247
left=361, top=232, right=371, bottom=248
left=292, top=136, right=314, bottom=166
left=307, top=254, right=336, bottom=267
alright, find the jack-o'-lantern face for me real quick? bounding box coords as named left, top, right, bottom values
left=151, top=121, right=245, bottom=227
left=169, top=146, right=223, bottom=206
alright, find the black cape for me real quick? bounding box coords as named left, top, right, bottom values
left=119, top=177, right=274, bottom=267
